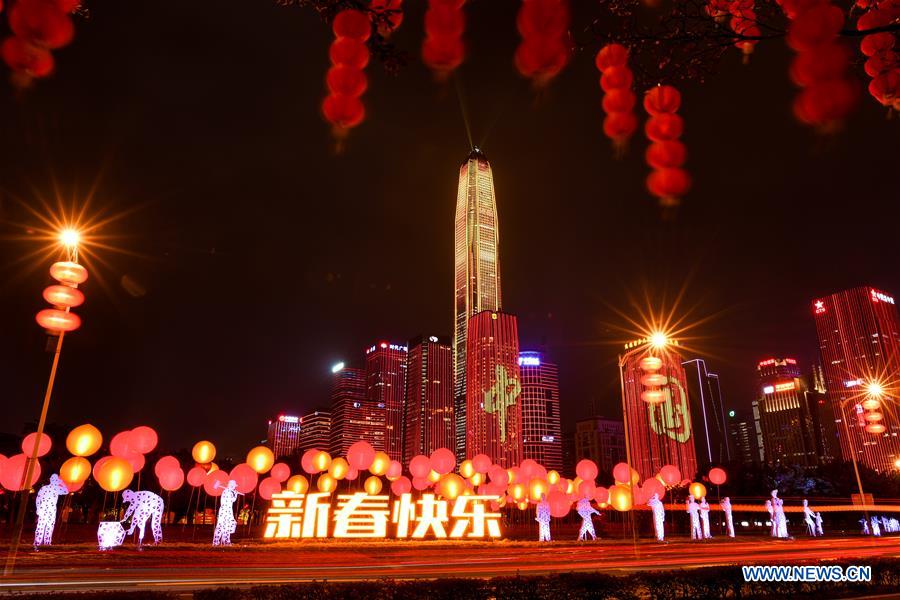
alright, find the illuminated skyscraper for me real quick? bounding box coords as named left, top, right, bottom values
left=754, top=357, right=821, bottom=466
left=623, top=341, right=698, bottom=482
left=403, top=334, right=454, bottom=464
left=298, top=410, right=331, bottom=454
left=813, top=286, right=900, bottom=473
left=329, top=364, right=384, bottom=456
left=267, top=414, right=301, bottom=459
left=466, top=311, right=522, bottom=467
left=682, top=359, right=730, bottom=470
left=365, top=341, right=408, bottom=459
left=519, top=351, right=563, bottom=471
left=454, top=147, right=503, bottom=460
left=727, top=408, right=761, bottom=466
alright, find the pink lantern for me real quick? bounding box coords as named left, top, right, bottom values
left=92, top=456, right=113, bottom=481
left=386, top=460, right=403, bottom=479
left=270, top=462, right=290, bottom=483
left=488, top=466, right=510, bottom=486
left=345, top=467, right=359, bottom=481
left=346, top=440, right=376, bottom=471
left=575, top=459, right=598, bottom=481
left=35, top=308, right=81, bottom=332
left=42, top=284, right=85, bottom=308
left=708, top=467, right=727, bottom=486
left=593, top=486, right=609, bottom=504
left=391, top=475, right=412, bottom=495
left=204, top=470, right=230, bottom=496
left=258, top=477, right=281, bottom=500
left=412, top=476, right=431, bottom=491
left=643, top=477, right=665, bottom=499
left=159, top=468, right=184, bottom=492
left=471, top=454, right=491, bottom=474
left=122, top=451, right=145, bottom=473
left=229, top=463, right=259, bottom=494
left=49, top=261, right=88, bottom=285
left=154, top=456, right=180, bottom=479
left=0, top=454, right=41, bottom=490
left=187, top=466, right=206, bottom=487
left=301, top=449, right=319, bottom=474
left=659, top=464, right=681, bottom=487
left=577, top=479, right=596, bottom=499
left=612, top=462, right=632, bottom=484
left=129, top=426, right=158, bottom=454
left=109, top=431, right=134, bottom=458
left=409, top=455, right=431, bottom=479
left=21, top=432, right=52, bottom=458
left=429, top=447, right=456, bottom=475
left=519, top=458, right=539, bottom=478
left=547, top=490, right=571, bottom=518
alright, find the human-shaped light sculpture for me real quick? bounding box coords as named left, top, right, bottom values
left=33, top=474, right=69, bottom=550
left=647, top=492, right=666, bottom=542
left=815, top=512, right=824, bottom=536
left=535, top=494, right=551, bottom=542
left=213, top=479, right=243, bottom=546
left=871, top=515, right=881, bottom=537
left=859, top=517, right=870, bottom=535
left=802, top=499, right=817, bottom=537
left=765, top=499, right=775, bottom=536
left=97, top=521, right=126, bottom=551
left=771, top=489, right=788, bottom=538
left=121, top=489, right=164, bottom=547
left=721, top=496, right=735, bottom=538
left=575, top=497, right=599, bottom=541
left=686, top=496, right=701, bottom=540
left=699, top=496, right=712, bottom=539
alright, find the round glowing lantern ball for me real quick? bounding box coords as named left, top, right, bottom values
left=708, top=467, right=727, bottom=486
left=346, top=468, right=359, bottom=481
left=528, top=478, right=549, bottom=503
left=204, top=470, right=230, bottom=496
left=409, top=455, right=431, bottom=479
left=60, top=456, right=91, bottom=487
left=317, top=473, right=337, bottom=493
left=258, top=477, right=281, bottom=500
left=0, top=454, right=41, bottom=490
left=519, top=459, right=540, bottom=479
left=608, top=484, right=633, bottom=512
left=385, top=460, right=403, bottom=480
left=129, top=426, right=158, bottom=454
left=577, top=479, right=596, bottom=499
left=346, top=440, right=376, bottom=471
left=612, top=462, right=635, bottom=484
left=639, top=356, right=663, bottom=371
left=488, top=466, right=510, bottom=486
left=187, top=466, right=207, bottom=487
left=247, top=446, right=275, bottom=474
left=575, top=459, right=598, bottom=482
left=159, top=468, right=184, bottom=492
left=192, top=441, right=216, bottom=465
left=369, top=451, right=390, bottom=476
left=286, top=474, right=309, bottom=494
left=471, top=454, right=492, bottom=474
left=229, top=463, right=259, bottom=494
left=95, top=456, right=135, bottom=492
left=313, top=450, right=332, bottom=473
left=689, top=482, right=707, bottom=500
left=154, top=456, right=180, bottom=479
left=328, top=457, right=350, bottom=480
left=594, top=486, right=610, bottom=504
left=437, top=473, right=464, bottom=500
left=270, top=462, right=290, bottom=483
left=412, top=476, right=431, bottom=491
left=66, top=424, right=102, bottom=457
left=429, top=447, right=456, bottom=475
left=458, top=459, right=475, bottom=479
left=391, top=475, right=412, bottom=495
left=547, top=490, right=571, bottom=518
left=21, top=432, right=52, bottom=458
left=109, top=431, right=134, bottom=458
left=659, top=464, right=681, bottom=487
left=122, top=451, right=146, bottom=473
left=301, top=449, right=319, bottom=474
left=364, top=475, right=383, bottom=495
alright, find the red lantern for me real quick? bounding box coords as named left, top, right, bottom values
left=186, top=466, right=206, bottom=487
left=594, top=43, right=628, bottom=71
left=270, top=462, right=290, bottom=483
left=9, top=1, right=74, bottom=49
left=159, top=468, right=184, bottom=492
left=471, top=453, right=492, bottom=474
left=42, top=284, right=84, bottom=308
left=390, top=475, right=412, bottom=495
left=643, top=85, right=682, bottom=115
left=409, top=455, right=431, bottom=479
left=321, top=94, right=365, bottom=129
left=659, top=464, right=681, bottom=486
left=110, top=431, right=134, bottom=458
left=35, top=308, right=80, bottom=332
left=329, top=38, right=369, bottom=70
left=229, top=463, right=259, bottom=494
left=0, top=454, right=41, bottom=491
left=514, top=0, right=570, bottom=84
left=1, top=36, right=54, bottom=78
left=647, top=168, right=692, bottom=201
left=332, top=10, right=371, bottom=41
left=595, top=44, right=636, bottom=149
left=575, top=459, right=598, bottom=481
left=49, top=261, right=88, bottom=285
left=154, top=456, right=180, bottom=479
left=204, top=470, right=230, bottom=496
left=346, top=440, right=376, bottom=471
left=429, top=447, right=456, bottom=475
left=547, top=489, right=571, bottom=518
left=708, top=467, right=727, bottom=485
left=422, top=0, right=467, bottom=75
left=129, top=426, right=158, bottom=454
left=323, top=10, right=372, bottom=134
left=21, top=432, right=52, bottom=457
left=326, top=65, right=368, bottom=97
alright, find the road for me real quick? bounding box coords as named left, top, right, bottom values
left=1, top=535, right=899, bottom=593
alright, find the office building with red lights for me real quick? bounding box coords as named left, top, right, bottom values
left=682, top=358, right=731, bottom=470
left=403, top=334, right=454, bottom=464
left=298, top=410, right=331, bottom=454
left=813, top=286, right=900, bottom=472
left=267, top=414, right=301, bottom=459
left=465, top=311, right=522, bottom=467
left=575, top=416, right=625, bottom=475
left=365, top=341, right=408, bottom=459
left=623, top=343, right=698, bottom=482
left=329, top=364, right=384, bottom=456
left=518, top=351, right=563, bottom=471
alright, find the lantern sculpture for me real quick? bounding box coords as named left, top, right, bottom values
left=286, top=474, right=309, bottom=494
left=192, top=441, right=216, bottom=464
left=21, top=432, right=51, bottom=457
left=514, top=0, right=571, bottom=85
left=644, top=84, right=691, bottom=208
left=1, top=453, right=41, bottom=490
left=595, top=43, right=637, bottom=151
left=60, top=456, right=91, bottom=487
left=857, top=3, right=900, bottom=110
left=323, top=9, right=370, bottom=134
left=728, top=0, right=761, bottom=59
left=708, top=467, right=727, bottom=485
left=689, top=481, right=707, bottom=500
left=36, top=261, right=86, bottom=333
left=422, top=0, right=466, bottom=76
left=66, top=424, right=102, bottom=457
left=1, top=0, right=77, bottom=82
left=95, top=457, right=135, bottom=492
left=246, top=446, right=275, bottom=474
left=638, top=350, right=668, bottom=404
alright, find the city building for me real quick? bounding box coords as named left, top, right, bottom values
left=298, top=410, right=331, bottom=454
left=518, top=351, right=563, bottom=471
left=574, top=416, right=626, bottom=476
left=465, top=310, right=522, bottom=467
left=453, top=147, right=503, bottom=461
left=682, top=358, right=731, bottom=469
left=807, top=363, right=838, bottom=463
left=813, top=286, right=900, bottom=472
left=329, top=363, right=384, bottom=456
left=403, top=334, right=454, bottom=464
left=727, top=408, right=761, bottom=466
left=365, top=341, right=408, bottom=459
left=266, top=414, right=301, bottom=459
left=622, top=341, right=698, bottom=482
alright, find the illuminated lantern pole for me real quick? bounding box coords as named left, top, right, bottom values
left=595, top=44, right=637, bottom=155
left=644, top=85, right=691, bottom=208
left=5, top=228, right=85, bottom=576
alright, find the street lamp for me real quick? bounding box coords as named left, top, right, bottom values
left=839, top=380, right=885, bottom=526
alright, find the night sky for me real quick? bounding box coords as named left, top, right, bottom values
left=1, top=0, right=897, bottom=458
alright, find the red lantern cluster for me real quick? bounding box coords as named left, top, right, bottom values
left=728, top=0, right=761, bottom=58
left=857, top=0, right=900, bottom=110
left=422, top=0, right=466, bottom=76
left=322, top=9, right=371, bottom=134
left=595, top=44, right=637, bottom=151
left=514, top=0, right=571, bottom=85
left=644, top=85, right=691, bottom=207
left=371, top=0, right=403, bottom=38
left=36, top=260, right=86, bottom=333
left=783, top=0, right=858, bottom=127
left=2, top=0, right=78, bottom=82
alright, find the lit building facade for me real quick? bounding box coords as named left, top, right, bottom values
left=754, top=357, right=821, bottom=467
left=329, top=365, right=384, bottom=456
left=298, top=410, right=331, bottom=454
left=454, top=147, right=503, bottom=461
left=813, top=286, right=900, bottom=472
left=518, top=351, right=563, bottom=471
left=403, top=334, right=455, bottom=464
left=727, top=408, right=761, bottom=466
left=682, top=358, right=731, bottom=469
left=465, top=311, right=522, bottom=467
left=365, top=341, right=408, bottom=459
left=623, top=343, right=698, bottom=482
left=575, top=416, right=625, bottom=476
left=267, top=414, right=301, bottom=459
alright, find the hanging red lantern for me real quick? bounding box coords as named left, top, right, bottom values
left=2, top=0, right=77, bottom=82
left=42, top=284, right=84, bottom=308
left=322, top=9, right=372, bottom=136
left=643, top=85, right=690, bottom=207
left=35, top=308, right=81, bottom=332
left=332, top=9, right=371, bottom=41
left=595, top=44, right=636, bottom=151
left=855, top=0, right=899, bottom=109
left=49, top=261, right=88, bottom=285
left=329, top=38, right=369, bottom=70
left=514, top=0, right=571, bottom=85
left=728, top=0, right=760, bottom=58
left=422, top=0, right=466, bottom=76
left=371, top=0, right=404, bottom=37
left=1, top=36, right=54, bottom=78
left=326, top=65, right=368, bottom=97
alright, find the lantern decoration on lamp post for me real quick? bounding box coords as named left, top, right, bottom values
left=595, top=43, right=637, bottom=153
left=422, top=0, right=467, bottom=77
left=862, top=381, right=887, bottom=434
left=322, top=9, right=371, bottom=137
left=639, top=355, right=667, bottom=404
left=514, top=0, right=571, bottom=85
left=644, top=85, right=691, bottom=208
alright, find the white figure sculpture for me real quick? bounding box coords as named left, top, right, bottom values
left=213, top=480, right=242, bottom=546
left=871, top=515, right=881, bottom=537
left=648, top=493, right=666, bottom=542
left=536, top=494, right=552, bottom=542
left=575, top=497, right=599, bottom=541
left=859, top=517, right=869, bottom=535
left=699, top=496, right=712, bottom=539
left=686, top=497, right=702, bottom=540
left=889, top=518, right=899, bottom=533
left=97, top=521, right=126, bottom=550
left=121, top=490, right=164, bottom=547
left=802, top=499, right=817, bottom=536
left=765, top=499, right=775, bottom=537
left=33, top=474, right=69, bottom=550
left=815, top=512, right=824, bottom=536
left=771, top=490, right=789, bottom=538
left=721, top=496, right=735, bottom=538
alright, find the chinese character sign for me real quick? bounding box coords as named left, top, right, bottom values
left=263, top=492, right=502, bottom=540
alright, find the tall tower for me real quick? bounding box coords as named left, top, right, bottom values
left=403, top=334, right=454, bottom=464
left=519, top=351, right=563, bottom=471
left=454, top=147, right=503, bottom=461
left=365, top=341, right=408, bottom=459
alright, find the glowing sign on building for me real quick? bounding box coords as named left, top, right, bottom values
left=775, top=382, right=796, bottom=392
left=813, top=300, right=826, bottom=314
left=871, top=289, right=895, bottom=305
left=518, top=355, right=541, bottom=366
left=762, top=385, right=775, bottom=394
left=263, top=492, right=502, bottom=539
left=647, top=376, right=692, bottom=444
left=844, top=379, right=863, bottom=388
left=278, top=415, right=299, bottom=423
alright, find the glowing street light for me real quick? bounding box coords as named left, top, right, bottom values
left=59, top=228, right=80, bottom=249
left=865, top=381, right=884, bottom=399
left=650, top=331, right=669, bottom=349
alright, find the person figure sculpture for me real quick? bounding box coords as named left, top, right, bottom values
left=686, top=497, right=702, bottom=540
left=871, top=515, right=881, bottom=537
left=575, top=497, right=599, bottom=541
left=860, top=517, right=870, bottom=535
left=721, top=496, right=735, bottom=538
left=536, top=494, right=552, bottom=542
left=699, top=496, right=712, bottom=539
left=802, top=499, right=817, bottom=536
left=815, top=512, right=824, bottom=536
left=121, top=489, right=165, bottom=548
left=765, top=499, right=775, bottom=537
left=213, top=480, right=243, bottom=546
left=647, top=493, right=666, bottom=542
left=34, top=474, right=69, bottom=550
left=771, top=490, right=789, bottom=538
